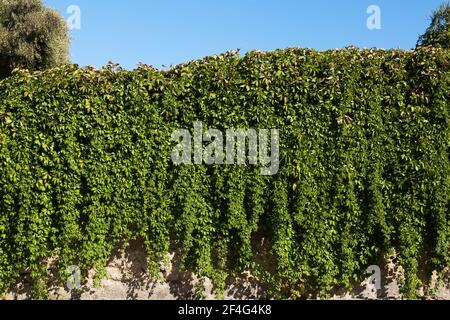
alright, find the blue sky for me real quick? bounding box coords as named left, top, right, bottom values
left=45, top=0, right=444, bottom=70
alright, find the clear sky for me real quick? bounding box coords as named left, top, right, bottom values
left=44, top=0, right=445, bottom=70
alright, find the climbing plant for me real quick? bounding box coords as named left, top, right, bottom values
left=0, top=47, right=448, bottom=299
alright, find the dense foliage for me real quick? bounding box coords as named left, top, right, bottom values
left=417, top=2, right=450, bottom=49
left=0, top=0, right=70, bottom=79
left=0, top=47, right=449, bottom=299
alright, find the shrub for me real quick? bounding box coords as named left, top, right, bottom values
left=417, top=2, right=450, bottom=49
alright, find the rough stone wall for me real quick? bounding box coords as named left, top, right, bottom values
left=3, top=241, right=450, bottom=300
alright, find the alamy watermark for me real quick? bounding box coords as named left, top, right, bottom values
left=171, top=121, right=280, bottom=176
left=66, top=265, right=81, bottom=291
left=367, top=5, right=382, bottom=30
left=67, top=5, right=81, bottom=30
left=366, top=265, right=382, bottom=291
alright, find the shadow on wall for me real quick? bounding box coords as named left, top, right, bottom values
left=5, top=239, right=450, bottom=300
left=6, top=239, right=268, bottom=300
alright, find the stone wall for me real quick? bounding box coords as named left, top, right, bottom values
left=3, top=241, right=450, bottom=300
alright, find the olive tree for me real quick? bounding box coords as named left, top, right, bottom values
left=0, top=0, right=70, bottom=79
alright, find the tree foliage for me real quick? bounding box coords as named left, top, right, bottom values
left=417, top=2, right=450, bottom=48
left=0, top=47, right=449, bottom=299
left=0, top=0, right=70, bottom=79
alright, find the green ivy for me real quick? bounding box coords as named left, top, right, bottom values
left=0, top=47, right=448, bottom=299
